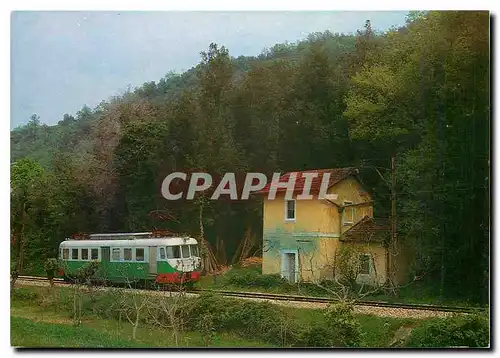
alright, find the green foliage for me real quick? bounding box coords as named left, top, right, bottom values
left=225, top=267, right=290, bottom=289
left=43, top=258, right=59, bottom=273
left=324, top=302, right=363, bottom=346
left=334, top=246, right=362, bottom=287
left=10, top=316, right=148, bottom=348
left=11, top=287, right=40, bottom=302
left=72, top=261, right=100, bottom=282
left=406, top=314, right=489, bottom=348
left=188, top=293, right=295, bottom=346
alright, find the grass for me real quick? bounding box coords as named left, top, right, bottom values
left=282, top=306, right=417, bottom=348
left=10, top=288, right=273, bottom=348
left=11, top=316, right=147, bottom=348
left=201, top=265, right=485, bottom=308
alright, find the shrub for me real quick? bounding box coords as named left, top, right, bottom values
left=188, top=293, right=298, bottom=346
left=324, top=302, right=363, bottom=347
left=11, top=287, right=40, bottom=302
left=294, top=301, right=363, bottom=347
left=406, top=314, right=490, bottom=348
left=225, top=267, right=290, bottom=289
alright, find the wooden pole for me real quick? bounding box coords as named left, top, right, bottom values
left=390, top=153, right=397, bottom=288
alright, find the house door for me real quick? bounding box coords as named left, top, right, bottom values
left=281, top=251, right=297, bottom=283
left=148, top=246, right=157, bottom=274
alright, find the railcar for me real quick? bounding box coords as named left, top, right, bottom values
left=58, top=232, right=201, bottom=285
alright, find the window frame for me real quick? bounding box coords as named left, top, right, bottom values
left=190, top=244, right=199, bottom=257
left=284, top=199, right=296, bottom=221
left=123, top=248, right=133, bottom=262
left=181, top=245, right=190, bottom=258
left=359, top=254, right=371, bottom=275
left=166, top=245, right=181, bottom=259
left=91, top=248, right=99, bottom=261
left=159, top=247, right=166, bottom=260
left=343, top=200, right=354, bottom=225
left=111, top=247, right=121, bottom=262
left=81, top=248, right=89, bottom=261
left=135, top=248, right=145, bottom=262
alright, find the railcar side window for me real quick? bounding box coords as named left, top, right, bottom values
left=159, top=247, right=166, bottom=260
left=71, top=248, right=79, bottom=260
left=136, top=248, right=145, bottom=261
left=181, top=245, right=190, bottom=258
left=91, top=248, right=99, bottom=260
left=166, top=246, right=181, bottom=259
left=190, top=245, right=199, bottom=257
left=81, top=248, right=89, bottom=260
left=124, top=248, right=132, bottom=261
left=112, top=248, right=121, bottom=261
left=63, top=248, right=69, bottom=260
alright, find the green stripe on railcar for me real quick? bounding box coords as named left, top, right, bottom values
left=157, top=261, right=177, bottom=274
left=63, top=261, right=150, bottom=282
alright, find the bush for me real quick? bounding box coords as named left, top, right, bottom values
left=225, top=267, right=290, bottom=289
left=406, top=314, right=490, bottom=348
left=324, top=302, right=363, bottom=347
left=11, top=287, right=40, bottom=302
left=295, top=301, right=362, bottom=347
left=188, top=293, right=298, bottom=346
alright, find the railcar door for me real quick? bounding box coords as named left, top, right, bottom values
left=102, top=247, right=110, bottom=262
left=149, top=246, right=157, bottom=274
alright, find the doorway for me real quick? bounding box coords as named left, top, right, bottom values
left=281, top=250, right=298, bottom=283
left=101, top=247, right=110, bottom=262
left=148, top=246, right=157, bottom=274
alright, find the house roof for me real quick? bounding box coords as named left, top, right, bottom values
left=341, top=216, right=390, bottom=243
left=255, top=167, right=359, bottom=195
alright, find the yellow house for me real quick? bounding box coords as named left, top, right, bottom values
left=257, top=167, right=408, bottom=286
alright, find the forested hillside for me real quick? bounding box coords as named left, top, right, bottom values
left=11, top=11, right=489, bottom=302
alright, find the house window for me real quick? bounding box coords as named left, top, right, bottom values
left=124, top=248, right=132, bottom=261
left=81, top=248, right=89, bottom=260
left=91, top=248, right=99, bottom=260
left=112, top=248, right=121, bottom=261
left=343, top=200, right=354, bottom=225
left=71, top=248, right=79, bottom=260
left=285, top=199, right=296, bottom=220
left=136, top=248, right=145, bottom=262
left=63, top=248, right=69, bottom=260
left=359, top=254, right=371, bottom=275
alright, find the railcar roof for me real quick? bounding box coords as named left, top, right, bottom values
left=60, top=237, right=198, bottom=248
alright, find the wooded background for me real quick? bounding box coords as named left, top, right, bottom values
left=11, top=11, right=489, bottom=302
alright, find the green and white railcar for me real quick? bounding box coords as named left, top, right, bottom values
left=58, top=233, right=201, bottom=284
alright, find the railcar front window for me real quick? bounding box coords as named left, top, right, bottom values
left=91, top=248, right=99, bottom=260
left=190, top=245, right=199, bottom=257
left=166, top=246, right=181, bottom=259
left=181, top=245, right=190, bottom=258
left=71, top=249, right=78, bottom=260
left=112, top=248, right=121, bottom=261
left=63, top=248, right=69, bottom=260
left=124, top=248, right=132, bottom=261
left=136, top=248, right=145, bottom=261
left=81, top=248, right=89, bottom=260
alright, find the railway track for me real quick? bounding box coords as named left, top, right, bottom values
left=191, top=288, right=486, bottom=314
left=16, top=275, right=485, bottom=314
